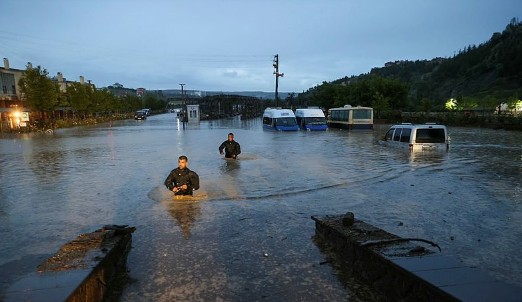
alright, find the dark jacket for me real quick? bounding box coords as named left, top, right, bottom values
left=219, top=140, right=241, bottom=158
left=164, top=167, right=200, bottom=195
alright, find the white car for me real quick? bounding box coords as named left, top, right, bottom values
left=380, top=123, right=449, bottom=152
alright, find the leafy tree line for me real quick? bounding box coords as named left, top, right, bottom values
left=297, top=76, right=409, bottom=118
left=299, top=18, right=522, bottom=114
left=18, top=64, right=166, bottom=121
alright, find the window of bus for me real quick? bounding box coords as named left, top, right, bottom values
left=304, top=117, right=326, bottom=124
left=275, top=117, right=297, bottom=126
left=352, top=109, right=371, bottom=119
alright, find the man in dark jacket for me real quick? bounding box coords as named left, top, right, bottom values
left=219, top=133, right=241, bottom=159
left=164, top=155, right=200, bottom=195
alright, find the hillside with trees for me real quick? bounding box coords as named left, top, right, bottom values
left=298, top=18, right=522, bottom=114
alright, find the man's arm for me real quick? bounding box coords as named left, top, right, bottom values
left=164, top=171, right=175, bottom=190
left=189, top=171, right=200, bottom=191
left=219, top=141, right=226, bottom=153
left=235, top=142, right=241, bottom=155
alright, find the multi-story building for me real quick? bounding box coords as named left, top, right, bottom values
left=0, top=57, right=95, bottom=130
left=0, top=58, right=26, bottom=130
left=0, top=58, right=25, bottom=109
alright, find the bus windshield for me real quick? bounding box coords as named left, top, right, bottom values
left=304, top=117, right=326, bottom=124
left=275, top=117, right=297, bottom=126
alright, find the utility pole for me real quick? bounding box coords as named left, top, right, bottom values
left=179, top=83, right=186, bottom=104
left=273, top=54, right=284, bottom=107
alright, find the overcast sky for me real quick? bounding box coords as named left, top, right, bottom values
left=1, top=1, right=520, bottom=93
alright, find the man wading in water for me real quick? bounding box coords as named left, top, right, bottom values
left=219, top=133, right=241, bottom=159
left=164, top=155, right=200, bottom=196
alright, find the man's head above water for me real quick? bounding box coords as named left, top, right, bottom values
left=178, top=155, right=188, bottom=169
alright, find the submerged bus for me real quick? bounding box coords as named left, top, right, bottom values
left=327, top=105, right=373, bottom=130
left=295, top=108, right=328, bottom=131
left=262, top=108, right=299, bottom=131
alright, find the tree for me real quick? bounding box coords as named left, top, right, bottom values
left=372, top=92, right=391, bottom=119
left=18, top=64, right=58, bottom=119
left=143, top=93, right=164, bottom=111
left=93, top=89, right=117, bottom=113
left=309, top=82, right=337, bottom=109
left=419, top=98, right=435, bottom=112
left=66, top=82, right=92, bottom=118
left=121, top=94, right=143, bottom=112
left=285, top=92, right=296, bottom=109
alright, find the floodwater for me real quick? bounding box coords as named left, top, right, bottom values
left=1, top=114, right=521, bottom=301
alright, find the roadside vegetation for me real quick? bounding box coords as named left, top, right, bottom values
left=296, top=18, right=522, bottom=130
left=17, top=65, right=167, bottom=129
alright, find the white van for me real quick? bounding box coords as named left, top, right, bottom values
left=262, top=108, right=299, bottom=131
left=295, top=108, right=327, bottom=131
left=380, top=123, right=449, bottom=152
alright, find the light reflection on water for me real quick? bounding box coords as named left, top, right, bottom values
left=1, top=116, right=521, bottom=300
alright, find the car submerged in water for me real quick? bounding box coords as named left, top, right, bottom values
left=379, top=123, right=449, bottom=152
left=134, top=110, right=147, bottom=120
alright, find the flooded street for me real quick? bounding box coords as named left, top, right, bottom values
left=1, top=114, right=522, bottom=301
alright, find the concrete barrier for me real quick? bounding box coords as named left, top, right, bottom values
left=4, top=225, right=135, bottom=302
left=312, top=213, right=522, bottom=302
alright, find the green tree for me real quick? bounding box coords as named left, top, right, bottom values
left=285, top=92, right=296, bottom=109
left=94, top=89, right=118, bottom=113
left=478, top=95, right=499, bottom=114
left=121, top=94, right=143, bottom=112
left=372, top=92, right=391, bottom=119
left=459, top=96, right=478, bottom=110
left=418, top=98, right=433, bottom=112
left=309, top=82, right=337, bottom=109
left=67, top=82, right=92, bottom=118
left=143, top=93, right=164, bottom=111
left=18, top=64, right=58, bottom=119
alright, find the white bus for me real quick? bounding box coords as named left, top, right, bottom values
left=295, top=108, right=328, bottom=131
left=262, top=108, right=299, bottom=131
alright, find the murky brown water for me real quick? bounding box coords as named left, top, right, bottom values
left=1, top=114, right=521, bottom=301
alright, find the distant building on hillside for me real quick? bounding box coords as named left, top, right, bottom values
left=52, top=72, right=95, bottom=92
left=106, top=83, right=136, bottom=97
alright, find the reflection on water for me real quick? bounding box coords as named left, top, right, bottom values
left=166, top=200, right=201, bottom=240
left=1, top=116, right=521, bottom=300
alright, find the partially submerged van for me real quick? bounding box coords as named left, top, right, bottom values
left=380, top=123, right=449, bottom=152
left=295, top=108, right=327, bottom=131
left=262, top=108, right=299, bottom=131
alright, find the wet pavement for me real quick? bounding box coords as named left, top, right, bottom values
left=1, top=114, right=521, bottom=301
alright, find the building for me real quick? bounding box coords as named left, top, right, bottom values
left=0, top=58, right=27, bottom=130
left=1, top=57, right=94, bottom=131
left=52, top=72, right=95, bottom=92
left=0, top=58, right=25, bottom=110
left=186, top=104, right=200, bottom=123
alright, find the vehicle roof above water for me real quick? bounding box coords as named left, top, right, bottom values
left=295, top=108, right=325, bottom=117
left=329, top=105, right=373, bottom=111
left=389, top=123, right=447, bottom=130
left=263, top=108, right=296, bottom=118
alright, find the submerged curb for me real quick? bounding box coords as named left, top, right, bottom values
left=4, top=225, right=135, bottom=302
left=312, top=213, right=522, bottom=302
